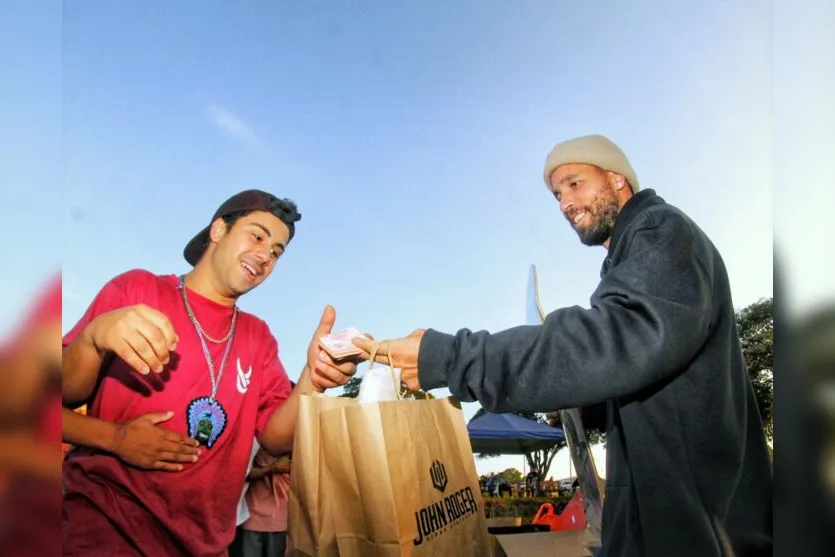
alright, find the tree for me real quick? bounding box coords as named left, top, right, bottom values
left=736, top=297, right=774, bottom=441
left=498, top=468, right=523, bottom=484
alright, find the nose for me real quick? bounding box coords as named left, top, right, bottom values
left=560, top=197, right=573, bottom=215
left=252, top=250, right=269, bottom=266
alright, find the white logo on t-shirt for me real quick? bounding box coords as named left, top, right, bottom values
left=236, top=358, right=252, bottom=394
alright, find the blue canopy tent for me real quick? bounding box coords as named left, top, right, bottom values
left=467, top=412, right=565, bottom=454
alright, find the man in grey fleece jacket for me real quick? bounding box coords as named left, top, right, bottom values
left=354, top=134, right=773, bottom=557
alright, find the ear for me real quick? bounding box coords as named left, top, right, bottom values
left=208, top=217, right=228, bottom=244
left=608, top=172, right=627, bottom=191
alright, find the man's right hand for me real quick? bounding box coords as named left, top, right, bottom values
left=87, top=304, right=179, bottom=375
left=112, top=412, right=200, bottom=472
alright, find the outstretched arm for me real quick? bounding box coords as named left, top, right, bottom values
left=418, top=213, right=714, bottom=412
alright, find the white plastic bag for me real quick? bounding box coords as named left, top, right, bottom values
left=357, top=362, right=402, bottom=403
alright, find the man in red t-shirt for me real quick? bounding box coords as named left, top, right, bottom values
left=62, top=190, right=360, bottom=556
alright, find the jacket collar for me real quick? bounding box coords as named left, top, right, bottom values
left=600, top=189, right=664, bottom=276
left=607, top=189, right=663, bottom=255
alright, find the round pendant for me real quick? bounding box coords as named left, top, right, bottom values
left=187, top=396, right=228, bottom=449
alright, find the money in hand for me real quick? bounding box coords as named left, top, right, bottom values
left=318, top=327, right=371, bottom=360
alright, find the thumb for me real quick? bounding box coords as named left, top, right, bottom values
left=316, top=305, right=336, bottom=336
left=145, top=411, right=175, bottom=425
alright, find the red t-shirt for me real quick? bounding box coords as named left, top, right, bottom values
left=62, top=269, right=293, bottom=557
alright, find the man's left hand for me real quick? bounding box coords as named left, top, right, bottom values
left=306, top=306, right=359, bottom=392
left=352, top=329, right=426, bottom=391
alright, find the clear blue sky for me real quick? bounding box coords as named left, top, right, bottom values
left=2, top=0, right=779, bottom=478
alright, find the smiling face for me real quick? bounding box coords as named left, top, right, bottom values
left=206, top=210, right=291, bottom=297
left=548, top=163, right=632, bottom=247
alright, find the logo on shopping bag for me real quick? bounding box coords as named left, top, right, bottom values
left=430, top=460, right=448, bottom=493
left=413, top=460, right=479, bottom=546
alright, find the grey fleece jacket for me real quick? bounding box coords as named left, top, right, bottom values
left=418, top=190, right=772, bottom=557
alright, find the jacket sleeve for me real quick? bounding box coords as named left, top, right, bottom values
left=417, top=210, right=715, bottom=413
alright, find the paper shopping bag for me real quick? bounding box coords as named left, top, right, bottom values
left=287, top=394, right=352, bottom=557
left=318, top=396, right=491, bottom=556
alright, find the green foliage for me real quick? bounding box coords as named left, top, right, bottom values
left=497, top=468, right=523, bottom=484
left=736, top=297, right=774, bottom=440
left=340, top=376, right=362, bottom=398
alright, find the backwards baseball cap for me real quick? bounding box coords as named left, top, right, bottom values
left=543, top=134, right=640, bottom=193
left=183, top=189, right=301, bottom=266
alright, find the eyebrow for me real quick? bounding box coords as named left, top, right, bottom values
left=558, top=173, right=580, bottom=186
left=252, top=223, right=286, bottom=250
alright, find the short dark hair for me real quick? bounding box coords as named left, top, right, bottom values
left=201, top=197, right=302, bottom=255
left=222, top=197, right=301, bottom=238
left=184, top=190, right=303, bottom=266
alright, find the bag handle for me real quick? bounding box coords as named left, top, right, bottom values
left=367, top=342, right=403, bottom=401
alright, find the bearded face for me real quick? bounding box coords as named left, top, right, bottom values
left=549, top=164, right=627, bottom=247
left=564, top=190, right=620, bottom=246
